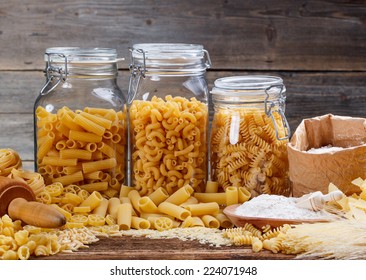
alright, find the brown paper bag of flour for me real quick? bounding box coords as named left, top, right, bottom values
left=287, top=114, right=366, bottom=197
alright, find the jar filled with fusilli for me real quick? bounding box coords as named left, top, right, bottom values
left=128, top=43, right=211, bottom=195
left=210, top=76, right=292, bottom=197
left=34, top=48, right=127, bottom=199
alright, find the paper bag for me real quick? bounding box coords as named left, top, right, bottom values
left=287, top=114, right=366, bottom=197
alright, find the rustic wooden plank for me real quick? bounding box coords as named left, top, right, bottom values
left=0, top=114, right=34, bottom=162
left=0, top=0, right=365, bottom=71
left=33, top=236, right=295, bottom=260
left=1, top=70, right=365, bottom=117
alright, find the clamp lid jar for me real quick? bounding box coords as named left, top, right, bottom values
left=128, top=43, right=211, bottom=195
left=34, top=47, right=127, bottom=199
left=210, top=75, right=291, bottom=197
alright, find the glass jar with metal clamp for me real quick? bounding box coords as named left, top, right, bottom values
left=210, top=75, right=292, bottom=197
left=34, top=47, right=127, bottom=199
left=128, top=43, right=211, bottom=196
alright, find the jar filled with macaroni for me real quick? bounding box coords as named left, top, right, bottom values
left=210, top=76, right=292, bottom=197
left=128, top=43, right=211, bottom=195
left=34, top=48, right=127, bottom=198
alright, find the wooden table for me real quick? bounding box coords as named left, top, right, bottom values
left=34, top=235, right=295, bottom=260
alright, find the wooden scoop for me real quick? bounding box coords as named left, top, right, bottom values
left=0, top=176, right=66, bottom=228
left=296, top=190, right=344, bottom=211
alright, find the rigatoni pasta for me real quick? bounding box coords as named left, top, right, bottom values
left=35, top=106, right=126, bottom=198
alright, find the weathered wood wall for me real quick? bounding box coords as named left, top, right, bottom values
left=0, top=0, right=365, bottom=168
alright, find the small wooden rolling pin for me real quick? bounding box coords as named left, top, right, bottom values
left=0, top=176, right=66, bottom=228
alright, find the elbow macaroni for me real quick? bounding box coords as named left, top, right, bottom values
left=130, top=95, right=208, bottom=195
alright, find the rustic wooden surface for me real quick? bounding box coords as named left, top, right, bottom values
left=33, top=236, right=295, bottom=260
left=0, top=0, right=365, bottom=260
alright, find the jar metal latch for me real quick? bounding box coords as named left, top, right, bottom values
left=128, top=48, right=146, bottom=78
left=40, top=53, right=68, bottom=95
left=264, top=85, right=291, bottom=140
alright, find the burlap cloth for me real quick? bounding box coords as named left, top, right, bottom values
left=287, top=114, right=366, bottom=197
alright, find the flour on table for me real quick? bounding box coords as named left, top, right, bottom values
left=235, top=194, right=333, bottom=220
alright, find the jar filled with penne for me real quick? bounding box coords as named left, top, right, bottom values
left=34, top=48, right=127, bottom=198
left=128, top=43, right=211, bottom=195
left=210, top=76, right=292, bottom=197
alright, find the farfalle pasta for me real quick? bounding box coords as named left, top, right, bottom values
left=210, top=108, right=291, bottom=197
left=129, top=95, right=208, bottom=195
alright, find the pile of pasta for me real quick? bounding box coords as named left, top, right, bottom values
left=36, top=180, right=252, bottom=232
left=35, top=106, right=126, bottom=199
left=0, top=214, right=99, bottom=260
left=129, top=95, right=208, bottom=195
left=210, top=108, right=291, bottom=197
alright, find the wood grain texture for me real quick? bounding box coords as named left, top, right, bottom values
left=0, top=0, right=365, bottom=71
left=33, top=236, right=295, bottom=260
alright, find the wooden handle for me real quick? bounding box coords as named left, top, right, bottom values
left=8, top=198, right=66, bottom=228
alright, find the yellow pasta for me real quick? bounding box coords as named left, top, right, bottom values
left=119, top=185, right=133, bottom=198
left=107, top=197, right=121, bottom=218
left=193, top=192, right=227, bottom=205
left=131, top=216, right=150, bottom=230
left=79, top=191, right=102, bottom=210
left=165, top=184, right=194, bottom=205
left=128, top=190, right=142, bottom=213
left=153, top=217, right=173, bottom=231
left=226, top=186, right=239, bottom=206
left=184, top=202, right=220, bottom=216
left=201, top=215, right=220, bottom=228
left=92, top=198, right=109, bottom=217
left=213, top=213, right=233, bottom=229
left=60, top=149, right=92, bottom=160
left=53, top=171, right=84, bottom=185
left=157, top=202, right=191, bottom=221
left=130, top=96, right=208, bottom=195
left=35, top=106, right=127, bottom=198
left=117, top=203, right=132, bottom=230
left=189, top=216, right=205, bottom=227
left=148, top=187, right=169, bottom=206
left=0, top=149, right=22, bottom=176
left=210, top=108, right=290, bottom=197
left=138, top=197, right=159, bottom=213
left=205, top=181, right=219, bottom=193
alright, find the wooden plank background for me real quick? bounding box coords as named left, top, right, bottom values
left=0, top=0, right=365, bottom=168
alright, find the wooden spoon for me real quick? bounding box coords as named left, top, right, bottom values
left=0, top=176, right=66, bottom=228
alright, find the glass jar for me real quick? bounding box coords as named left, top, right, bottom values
left=128, top=43, right=211, bottom=195
left=34, top=47, right=127, bottom=199
left=210, top=76, right=291, bottom=197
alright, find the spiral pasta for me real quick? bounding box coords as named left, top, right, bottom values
left=210, top=108, right=291, bottom=197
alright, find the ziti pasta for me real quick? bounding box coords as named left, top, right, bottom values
left=35, top=106, right=127, bottom=198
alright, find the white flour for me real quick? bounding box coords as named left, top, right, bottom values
left=235, top=194, right=333, bottom=220
left=307, top=145, right=344, bottom=154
